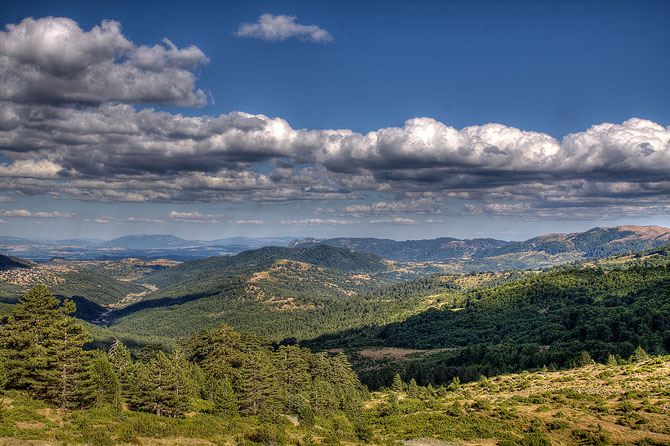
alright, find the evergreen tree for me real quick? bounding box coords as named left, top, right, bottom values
left=239, top=350, right=278, bottom=415
left=108, top=339, right=133, bottom=401
left=391, top=373, right=404, bottom=393
left=35, top=299, right=94, bottom=409
left=606, top=354, right=618, bottom=367
left=213, top=377, right=239, bottom=416
left=578, top=351, right=593, bottom=367
left=0, top=286, right=93, bottom=408
left=407, top=378, right=419, bottom=399
left=128, top=351, right=189, bottom=417
left=0, top=285, right=64, bottom=389
left=90, top=351, right=120, bottom=408
left=631, top=346, right=649, bottom=362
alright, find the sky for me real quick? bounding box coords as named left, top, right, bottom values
left=0, top=0, right=669, bottom=241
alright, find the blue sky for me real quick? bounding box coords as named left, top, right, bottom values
left=0, top=0, right=669, bottom=241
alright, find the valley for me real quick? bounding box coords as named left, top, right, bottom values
left=1, top=225, right=669, bottom=445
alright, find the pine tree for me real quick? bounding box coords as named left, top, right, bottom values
left=631, top=346, right=649, bottom=362
left=0, top=286, right=93, bottom=408
left=606, top=354, right=618, bottom=367
left=0, top=285, right=63, bottom=389
left=108, top=339, right=133, bottom=401
left=391, top=373, right=404, bottom=393
left=239, top=351, right=278, bottom=415
left=407, top=378, right=419, bottom=399
left=128, top=351, right=189, bottom=417
left=90, top=351, right=120, bottom=408
left=213, top=377, right=239, bottom=416
left=34, top=299, right=94, bottom=409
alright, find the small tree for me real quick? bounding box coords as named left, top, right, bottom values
left=391, top=373, right=404, bottom=394
left=578, top=351, right=593, bottom=367
left=407, top=378, right=419, bottom=399
left=606, top=354, right=618, bottom=367
left=630, top=346, right=649, bottom=363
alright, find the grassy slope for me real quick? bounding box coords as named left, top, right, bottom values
left=370, top=356, right=670, bottom=446
left=1, top=356, right=668, bottom=445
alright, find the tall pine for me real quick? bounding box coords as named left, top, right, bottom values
left=0, top=286, right=93, bottom=408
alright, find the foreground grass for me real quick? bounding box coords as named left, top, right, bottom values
left=369, top=356, right=670, bottom=445
left=1, top=356, right=669, bottom=445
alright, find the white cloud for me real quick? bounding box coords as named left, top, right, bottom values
left=279, top=218, right=353, bottom=225
left=0, top=17, right=209, bottom=105
left=120, top=217, right=165, bottom=224
left=370, top=217, right=417, bottom=224
left=1, top=209, right=31, bottom=217
left=168, top=211, right=219, bottom=223
left=236, top=219, right=264, bottom=224
left=235, top=14, right=332, bottom=43
left=1, top=209, right=72, bottom=217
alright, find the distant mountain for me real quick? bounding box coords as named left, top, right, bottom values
left=208, top=236, right=294, bottom=247
left=290, top=236, right=507, bottom=262
left=100, top=234, right=197, bottom=249
left=289, top=225, right=670, bottom=267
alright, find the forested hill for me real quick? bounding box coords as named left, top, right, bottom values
left=307, top=245, right=670, bottom=388
left=289, top=225, right=670, bottom=265
left=141, top=244, right=388, bottom=289
left=0, top=254, right=32, bottom=271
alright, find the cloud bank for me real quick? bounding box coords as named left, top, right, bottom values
left=235, top=14, right=332, bottom=43
left=0, top=16, right=669, bottom=221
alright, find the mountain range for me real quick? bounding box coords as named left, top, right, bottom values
left=289, top=225, right=670, bottom=267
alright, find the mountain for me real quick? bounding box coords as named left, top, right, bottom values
left=99, top=234, right=197, bottom=249
left=289, top=225, right=670, bottom=268
left=289, top=236, right=508, bottom=262
left=139, top=244, right=392, bottom=289
left=208, top=236, right=294, bottom=247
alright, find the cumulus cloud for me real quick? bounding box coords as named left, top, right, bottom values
left=1, top=209, right=72, bottom=217
left=341, top=198, right=446, bottom=216
left=0, top=16, right=669, bottom=221
left=370, top=217, right=417, bottom=224
left=279, top=218, right=353, bottom=225
left=236, top=219, right=264, bottom=224
left=235, top=14, right=332, bottom=43
left=120, top=217, right=164, bottom=224
left=0, top=17, right=209, bottom=105
left=168, top=211, right=219, bottom=223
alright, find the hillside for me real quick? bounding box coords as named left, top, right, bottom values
left=104, top=259, right=398, bottom=340
left=0, top=258, right=150, bottom=307
left=99, top=234, right=196, bottom=249
left=290, top=225, right=670, bottom=269
left=0, top=254, right=32, bottom=271
left=307, top=245, right=670, bottom=388
left=139, top=244, right=393, bottom=289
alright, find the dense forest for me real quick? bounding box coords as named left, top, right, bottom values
left=309, top=249, right=670, bottom=388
